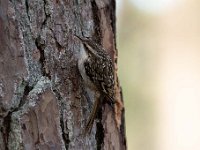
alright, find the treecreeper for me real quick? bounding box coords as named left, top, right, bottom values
left=75, top=35, right=115, bottom=135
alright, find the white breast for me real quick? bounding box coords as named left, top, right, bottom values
left=78, top=47, right=96, bottom=90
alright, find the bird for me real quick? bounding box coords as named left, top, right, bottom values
left=75, top=35, right=115, bottom=134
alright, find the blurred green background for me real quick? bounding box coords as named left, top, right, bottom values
left=116, top=0, right=200, bottom=150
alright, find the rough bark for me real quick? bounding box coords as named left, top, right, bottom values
left=0, top=0, right=126, bottom=150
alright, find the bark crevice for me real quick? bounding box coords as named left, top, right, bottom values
left=53, top=89, right=70, bottom=150
left=25, top=0, right=30, bottom=21
left=95, top=108, right=104, bottom=150
left=42, top=0, right=50, bottom=29
left=91, top=0, right=101, bottom=42
left=17, top=81, right=33, bottom=109
left=35, top=37, right=50, bottom=79
left=1, top=79, right=32, bottom=150
left=1, top=112, right=11, bottom=150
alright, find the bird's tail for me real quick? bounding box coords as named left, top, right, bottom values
left=84, top=97, right=100, bottom=135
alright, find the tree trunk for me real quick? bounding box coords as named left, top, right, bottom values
left=0, top=0, right=126, bottom=149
